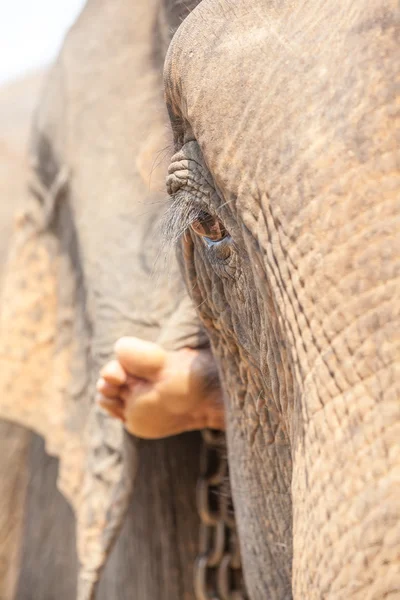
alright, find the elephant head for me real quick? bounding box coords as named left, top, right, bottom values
left=164, top=0, right=399, bottom=597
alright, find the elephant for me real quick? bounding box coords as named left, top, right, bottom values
left=1, top=0, right=398, bottom=599
left=0, top=1, right=217, bottom=599
left=162, top=0, right=399, bottom=598
left=0, top=70, right=69, bottom=600
left=0, top=60, right=96, bottom=600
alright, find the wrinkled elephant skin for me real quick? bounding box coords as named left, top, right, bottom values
left=165, top=1, right=399, bottom=598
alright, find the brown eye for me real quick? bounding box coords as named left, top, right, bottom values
left=190, top=210, right=227, bottom=242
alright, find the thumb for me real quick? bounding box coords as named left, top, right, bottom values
left=115, top=337, right=167, bottom=381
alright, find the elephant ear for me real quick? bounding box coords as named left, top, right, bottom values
left=0, top=156, right=136, bottom=600
left=0, top=164, right=85, bottom=495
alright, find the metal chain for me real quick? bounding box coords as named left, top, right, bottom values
left=194, top=429, right=248, bottom=600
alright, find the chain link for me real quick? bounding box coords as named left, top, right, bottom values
left=194, top=429, right=248, bottom=600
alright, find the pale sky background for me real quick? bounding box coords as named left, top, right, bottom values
left=0, top=0, right=87, bottom=85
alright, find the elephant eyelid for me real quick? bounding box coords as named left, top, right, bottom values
left=165, top=146, right=226, bottom=244
left=166, top=159, right=215, bottom=197
left=163, top=191, right=212, bottom=244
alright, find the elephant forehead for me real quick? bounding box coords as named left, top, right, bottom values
left=165, top=2, right=279, bottom=143
left=165, top=0, right=397, bottom=206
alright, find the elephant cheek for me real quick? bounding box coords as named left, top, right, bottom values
left=222, top=369, right=293, bottom=599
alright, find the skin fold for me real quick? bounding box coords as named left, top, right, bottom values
left=164, top=1, right=399, bottom=598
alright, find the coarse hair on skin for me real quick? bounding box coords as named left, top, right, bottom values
left=166, top=0, right=202, bottom=21
left=149, top=192, right=201, bottom=283
left=162, top=0, right=203, bottom=39
left=161, top=191, right=205, bottom=248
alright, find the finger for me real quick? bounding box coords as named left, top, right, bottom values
left=96, top=377, right=121, bottom=399
left=115, top=337, right=167, bottom=381
left=119, top=380, right=145, bottom=403
left=100, top=360, right=127, bottom=386
left=96, top=394, right=125, bottom=421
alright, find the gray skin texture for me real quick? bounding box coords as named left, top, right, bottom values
left=0, top=1, right=208, bottom=599
left=0, top=71, right=53, bottom=600
left=0, top=72, right=82, bottom=600
left=0, top=72, right=86, bottom=600
left=165, top=1, right=399, bottom=598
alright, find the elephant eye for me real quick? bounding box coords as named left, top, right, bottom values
left=190, top=210, right=227, bottom=242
